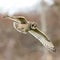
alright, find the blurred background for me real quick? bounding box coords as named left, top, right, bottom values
left=0, top=0, right=60, bottom=60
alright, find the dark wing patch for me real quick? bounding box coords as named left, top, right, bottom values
left=17, top=17, right=27, bottom=24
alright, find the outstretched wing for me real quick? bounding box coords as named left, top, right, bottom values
left=4, top=16, right=27, bottom=24
left=29, top=28, right=56, bottom=52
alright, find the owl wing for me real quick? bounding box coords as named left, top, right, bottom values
left=29, top=28, right=56, bottom=52
left=4, top=16, right=27, bottom=24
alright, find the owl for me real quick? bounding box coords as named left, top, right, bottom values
left=4, top=16, right=56, bottom=52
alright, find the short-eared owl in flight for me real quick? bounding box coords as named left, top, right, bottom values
left=4, top=16, right=56, bottom=52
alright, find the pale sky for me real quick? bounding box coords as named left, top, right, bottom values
left=0, top=0, right=54, bottom=16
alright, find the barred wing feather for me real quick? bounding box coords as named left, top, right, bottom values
left=29, top=28, right=56, bottom=52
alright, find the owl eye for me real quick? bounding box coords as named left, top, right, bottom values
left=31, top=22, right=37, bottom=29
